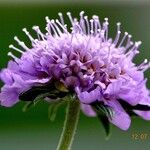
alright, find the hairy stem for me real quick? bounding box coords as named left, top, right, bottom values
left=56, top=98, right=80, bottom=150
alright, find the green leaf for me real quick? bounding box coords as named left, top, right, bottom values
left=19, top=84, right=68, bottom=103
left=48, top=102, right=63, bottom=122
left=48, top=104, right=57, bottom=121
left=97, top=113, right=110, bottom=139
left=19, top=86, right=51, bottom=101
left=22, top=92, right=50, bottom=112
left=92, top=102, right=113, bottom=138
left=119, top=100, right=150, bottom=111
left=22, top=101, right=34, bottom=112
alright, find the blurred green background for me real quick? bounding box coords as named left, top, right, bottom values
left=0, top=0, right=150, bottom=150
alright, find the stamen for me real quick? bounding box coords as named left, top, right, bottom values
left=113, top=31, right=121, bottom=46
left=72, top=20, right=82, bottom=33
left=80, top=11, right=86, bottom=33
left=9, top=44, right=24, bottom=54
left=90, top=19, right=94, bottom=35
left=113, top=22, right=121, bottom=46
left=142, top=62, right=150, bottom=72
left=45, top=26, right=52, bottom=36
left=56, top=19, right=68, bottom=33
left=138, top=59, right=148, bottom=68
left=125, top=34, right=132, bottom=49
left=51, top=19, right=62, bottom=36
left=93, top=15, right=99, bottom=35
left=67, top=12, right=74, bottom=26
left=117, top=22, right=121, bottom=31
left=45, top=16, right=58, bottom=36
left=32, top=25, right=46, bottom=40
left=118, top=32, right=128, bottom=47
left=58, top=12, right=64, bottom=25
left=100, top=30, right=105, bottom=41
left=125, top=41, right=133, bottom=50
left=14, top=36, right=29, bottom=51
left=84, top=16, right=90, bottom=35
left=7, top=52, right=18, bottom=60
left=94, top=15, right=101, bottom=30
left=22, top=28, right=35, bottom=42
left=104, top=17, right=109, bottom=41
left=135, top=41, right=142, bottom=48
left=126, top=41, right=141, bottom=59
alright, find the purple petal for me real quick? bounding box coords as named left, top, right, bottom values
left=76, top=86, right=102, bottom=104
left=80, top=103, right=96, bottom=117
left=107, top=100, right=131, bottom=130
left=0, top=69, right=14, bottom=85
left=0, top=86, right=19, bottom=107
left=64, top=76, right=79, bottom=88
left=134, top=110, right=150, bottom=120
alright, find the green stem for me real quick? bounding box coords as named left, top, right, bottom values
left=56, top=99, right=80, bottom=150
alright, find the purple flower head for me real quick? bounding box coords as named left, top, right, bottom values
left=0, top=11, right=150, bottom=130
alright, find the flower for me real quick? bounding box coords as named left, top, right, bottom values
left=0, top=11, right=150, bottom=130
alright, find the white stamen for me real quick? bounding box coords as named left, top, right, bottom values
left=7, top=52, right=18, bottom=60
left=22, top=28, right=35, bottom=42
left=135, top=41, right=142, bottom=48
left=58, top=12, right=64, bottom=25
left=51, top=19, right=62, bottom=35
left=125, top=34, right=132, bottom=49
left=56, top=19, right=68, bottom=33
left=138, top=59, right=148, bottom=69
left=113, top=22, right=121, bottom=46
left=9, top=44, right=24, bottom=54
left=45, top=26, right=52, bottom=36
left=32, top=25, right=46, bottom=40
left=93, top=15, right=99, bottom=35
left=118, top=32, right=128, bottom=47
left=104, top=17, right=109, bottom=41
left=138, top=59, right=150, bottom=72
left=126, top=41, right=133, bottom=50
left=142, top=62, right=150, bottom=72
left=90, top=19, right=94, bottom=35
left=117, top=22, right=121, bottom=31
left=46, top=16, right=58, bottom=36
left=14, top=36, right=29, bottom=51
left=113, top=31, right=121, bottom=45
left=80, top=11, right=86, bottom=33
left=93, top=15, right=101, bottom=30
left=84, top=16, right=90, bottom=35
left=67, top=12, right=74, bottom=26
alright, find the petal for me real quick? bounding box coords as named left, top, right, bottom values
left=107, top=100, right=131, bottom=130
left=119, top=90, right=140, bottom=105
left=0, top=86, right=19, bottom=107
left=64, top=76, right=79, bottom=88
left=133, top=95, right=150, bottom=120
left=80, top=103, right=96, bottom=117
left=133, top=110, right=150, bottom=120
left=76, top=86, right=102, bottom=104
left=0, top=69, right=14, bottom=85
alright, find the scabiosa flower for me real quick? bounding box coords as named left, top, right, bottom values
left=0, top=11, right=150, bottom=132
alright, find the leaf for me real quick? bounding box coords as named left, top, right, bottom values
left=119, top=100, right=150, bottom=111
left=19, top=86, right=51, bottom=101
left=19, top=85, right=68, bottom=102
left=92, top=102, right=114, bottom=119
left=92, top=102, right=113, bottom=138
left=48, top=101, right=64, bottom=122
left=22, top=93, right=48, bottom=112
left=22, top=101, right=34, bottom=112
left=97, top=113, right=110, bottom=139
